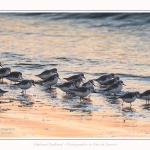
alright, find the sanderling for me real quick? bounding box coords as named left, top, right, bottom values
left=94, top=73, right=114, bottom=85
left=63, top=73, right=85, bottom=82
left=43, top=73, right=60, bottom=89
left=102, top=76, right=120, bottom=88
left=71, top=77, right=84, bottom=88
left=69, top=86, right=94, bottom=101
left=4, top=71, right=23, bottom=84
left=0, top=89, right=8, bottom=96
left=0, top=67, right=11, bottom=83
left=36, top=68, right=57, bottom=80
left=82, top=80, right=95, bottom=88
left=16, top=80, right=35, bottom=93
left=57, top=81, right=77, bottom=95
left=104, top=80, right=125, bottom=95
left=118, top=91, right=141, bottom=107
left=140, top=90, right=150, bottom=105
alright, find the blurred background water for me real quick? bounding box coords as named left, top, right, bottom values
left=0, top=13, right=150, bottom=123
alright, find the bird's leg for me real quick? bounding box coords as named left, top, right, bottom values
left=122, top=101, right=124, bottom=106
left=21, top=89, right=24, bottom=93
left=130, top=103, right=132, bottom=108
left=114, top=93, right=116, bottom=96
left=49, top=85, right=51, bottom=90
left=148, top=100, right=150, bottom=105
left=146, top=100, right=147, bottom=105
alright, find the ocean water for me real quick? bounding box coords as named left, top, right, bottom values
left=0, top=13, right=150, bottom=123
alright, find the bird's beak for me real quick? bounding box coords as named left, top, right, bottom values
left=123, top=83, right=126, bottom=86
left=93, top=83, right=95, bottom=86
left=83, top=76, right=86, bottom=80
left=33, top=83, right=35, bottom=86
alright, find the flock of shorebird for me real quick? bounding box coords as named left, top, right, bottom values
left=0, top=62, right=150, bottom=108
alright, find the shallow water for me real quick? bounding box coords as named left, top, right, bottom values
left=1, top=13, right=150, bottom=137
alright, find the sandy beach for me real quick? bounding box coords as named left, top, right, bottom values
left=1, top=93, right=150, bottom=138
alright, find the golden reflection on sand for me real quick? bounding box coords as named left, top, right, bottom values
left=0, top=98, right=150, bottom=138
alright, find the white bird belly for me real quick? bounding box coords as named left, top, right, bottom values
left=142, top=95, right=150, bottom=100
left=74, top=90, right=90, bottom=97
left=110, top=84, right=122, bottom=93
left=46, top=78, right=58, bottom=86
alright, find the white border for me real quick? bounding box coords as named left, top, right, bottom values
left=0, top=0, right=150, bottom=10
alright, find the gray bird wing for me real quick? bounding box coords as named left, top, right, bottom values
left=65, top=74, right=79, bottom=81
left=99, top=75, right=109, bottom=81
left=43, top=75, right=55, bottom=82
left=61, top=82, right=72, bottom=87
left=40, top=70, right=51, bottom=75
left=74, top=87, right=87, bottom=92
left=140, top=90, right=150, bottom=96
left=106, top=82, right=118, bottom=90
left=120, top=92, right=134, bottom=99
left=19, top=80, right=29, bottom=85
left=7, top=72, right=20, bottom=78
left=103, top=78, right=115, bottom=85
left=0, top=68, right=7, bottom=74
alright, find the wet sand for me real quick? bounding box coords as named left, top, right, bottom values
left=1, top=94, right=150, bottom=138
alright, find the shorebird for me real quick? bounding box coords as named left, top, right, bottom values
left=140, top=90, right=150, bottom=105
left=81, top=80, right=95, bottom=88
left=69, top=86, right=94, bottom=101
left=94, top=73, right=115, bottom=85
left=36, top=68, right=57, bottom=80
left=57, top=81, right=77, bottom=95
left=4, top=71, right=23, bottom=84
left=71, top=77, right=84, bottom=88
left=16, top=80, right=35, bottom=93
left=43, top=73, right=60, bottom=89
left=0, top=67, right=11, bottom=83
left=63, top=73, right=85, bottom=82
left=0, top=89, right=8, bottom=96
left=118, top=91, right=141, bottom=107
left=102, top=76, right=120, bottom=88
left=104, top=80, right=125, bottom=95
